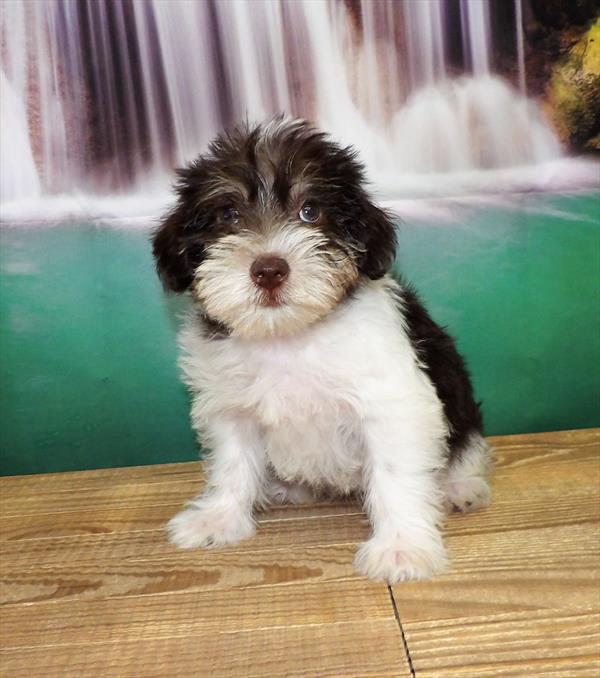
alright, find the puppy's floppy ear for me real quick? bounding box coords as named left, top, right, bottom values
left=152, top=164, right=208, bottom=293
left=357, top=200, right=397, bottom=280
left=152, top=207, right=197, bottom=293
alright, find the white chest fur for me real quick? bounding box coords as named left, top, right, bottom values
left=179, top=278, right=441, bottom=492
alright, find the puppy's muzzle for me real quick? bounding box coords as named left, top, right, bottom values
left=250, top=256, right=290, bottom=292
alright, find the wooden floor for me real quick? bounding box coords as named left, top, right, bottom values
left=0, top=429, right=598, bottom=677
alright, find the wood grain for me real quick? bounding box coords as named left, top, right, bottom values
left=1, top=428, right=598, bottom=677
left=0, top=620, right=407, bottom=678
left=0, top=512, right=370, bottom=568
left=0, top=477, right=202, bottom=517
left=0, top=461, right=204, bottom=493
left=392, top=428, right=600, bottom=678
left=0, top=544, right=363, bottom=605
left=0, top=499, right=362, bottom=541
left=1, top=579, right=392, bottom=647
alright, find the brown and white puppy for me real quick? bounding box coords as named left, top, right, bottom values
left=152, top=117, right=491, bottom=582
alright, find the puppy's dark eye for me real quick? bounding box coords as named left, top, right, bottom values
left=299, top=201, right=320, bottom=224
left=221, top=207, right=240, bottom=224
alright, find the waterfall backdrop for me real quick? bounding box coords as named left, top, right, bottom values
left=2, top=0, right=598, bottom=213
left=0, top=0, right=598, bottom=473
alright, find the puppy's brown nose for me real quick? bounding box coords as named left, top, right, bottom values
left=250, top=256, right=290, bottom=291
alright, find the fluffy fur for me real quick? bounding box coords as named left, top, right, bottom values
left=152, top=116, right=491, bottom=583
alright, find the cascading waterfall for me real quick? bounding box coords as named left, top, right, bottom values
left=0, top=0, right=569, bottom=215
left=460, top=0, right=491, bottom=75
left=514, top=0, right=527, bottom=94
left=1, top=71, right=41, bottom=201
left=403, top=0, right=446, bottom=87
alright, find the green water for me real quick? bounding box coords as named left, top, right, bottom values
left=1, top=191, right=599, bottom=475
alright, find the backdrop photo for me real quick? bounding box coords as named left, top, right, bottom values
left=1, top=0, right=598, bottom=474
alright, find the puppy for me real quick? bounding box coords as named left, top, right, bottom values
left=152, top=117, right=491, bottom=583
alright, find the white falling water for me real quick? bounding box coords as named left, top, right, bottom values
left=0, top=0, right=586, bottom=220
left=215, top=0, right=292, bottom=122
left=1, top=71, right=41, bottom=202
left=291, top=0, right=394, bottom=171
left=135, top=0, right=222, bottom=167
left=390, top=77, right=559, bottom=174
left=460, top=0, right=491, bottom=76
left=1, top=0, right=91, bottom=198
left=514, top=0, right=527, bottom=94
left=403, top=0, right=447, bottom=87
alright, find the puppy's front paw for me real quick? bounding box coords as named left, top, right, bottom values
left=354, top=534, right=447, bottom=583
left=167, top=506, right=255, bottom=549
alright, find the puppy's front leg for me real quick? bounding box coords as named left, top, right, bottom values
left=168, top=415, right=264, bottom=549
left=355, top=402, right=448, bottom=583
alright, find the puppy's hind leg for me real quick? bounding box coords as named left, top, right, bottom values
left=263, top=475, right=317, bottom=506
left=443, top=432, right=492, bottom=514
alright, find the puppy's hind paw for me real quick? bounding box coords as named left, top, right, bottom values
left=354, top=535, right=447, bottom=583
left=167, top=506, right=255, bottom=549
left=264, top=478, right=316, bottom=505
left=445, top=476, right=491, bottom=514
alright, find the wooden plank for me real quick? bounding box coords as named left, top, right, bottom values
left=486, top=427, right=599, bottom=451
left=0, top=504, right=176, bottom=541
left=389, top=526, right=598, bottom=628
left=0, top=619, right=410, bottom=678
left=0, top=512, right=371, bottom=568
left=2, top=514, right=597, bottom=606
left=398, top=610, right=600, bottom=677
left=0, top=461, right=204, bottom=493
left=0, top=469, right=408, bottom=676
left=0, top=579, right=392, bottom=648
left=0, top=500, right=362, bottom=541
left=0, top=544, right=360, bottom=605
left=0, top=482, right=357, bottom=520
left=392, top=428, right=600, bottom=678
left=1, top=427, right=595, bottom=515
left=0, top=478, right=203, bottom=517
left=1, top=429, right=598, bottom=678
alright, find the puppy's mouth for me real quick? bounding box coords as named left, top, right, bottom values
left=258, top=289, right=285, bottom=308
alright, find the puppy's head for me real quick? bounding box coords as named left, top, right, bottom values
left=153, top=117, right=396, bottom=338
